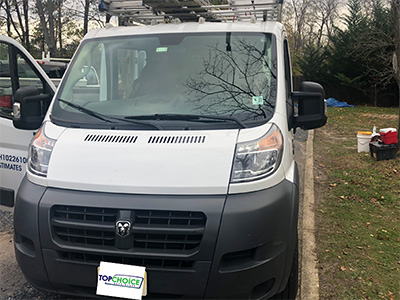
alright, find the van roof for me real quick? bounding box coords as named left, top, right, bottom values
left=84, top=21, right=284, bottom=41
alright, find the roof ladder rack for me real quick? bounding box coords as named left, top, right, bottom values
left=99, top=0, right=283, bottom=24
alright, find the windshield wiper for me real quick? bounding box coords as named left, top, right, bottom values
left=58, top=99, right=114, bottom=123
left=57, top=99, right=161, bottom=130
left=125, top=113, right=247, bottom=129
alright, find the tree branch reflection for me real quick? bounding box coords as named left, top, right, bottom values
left=185, top=37, right=277, bottom=120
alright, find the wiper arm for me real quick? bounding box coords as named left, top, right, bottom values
left=126, top=114, right=247, bottom=129
left=57, top=99, right=161, bottom=130
left=58, top=99, right=114, bottom=123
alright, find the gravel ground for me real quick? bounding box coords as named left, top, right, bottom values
left=0, top=210, right=13, bottom=233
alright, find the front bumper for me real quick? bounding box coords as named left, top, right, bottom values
left=14, top=172, right=298, bottom=299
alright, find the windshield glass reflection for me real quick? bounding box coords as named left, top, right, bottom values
left=54, top=32, right=277, bottom=126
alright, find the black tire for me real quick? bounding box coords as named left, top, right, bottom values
left=270, top=238, right=299, bottom=300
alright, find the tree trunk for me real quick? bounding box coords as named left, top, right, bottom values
left=4, top=0, right=22, bottom=40
left=58, top=2, right=62, bottom=55
left=14, top=1, right=25, bottom=43
left=36, top=0, right=51, bottom=54
left=47, top=0, right=56, bottom=56
left=23, top=0, right=30, bottom=51
left=3, top=0, right=12, bottom=36
left=83, top=0, right=90, bottom=35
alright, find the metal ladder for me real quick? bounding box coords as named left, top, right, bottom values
left=99, top=0, right=283, bottom=24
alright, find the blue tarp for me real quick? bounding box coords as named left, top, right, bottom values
left=326, top=98, right=354, bottom=107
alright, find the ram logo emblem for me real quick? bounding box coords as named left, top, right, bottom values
left=116, top=220, right=131, bottom=238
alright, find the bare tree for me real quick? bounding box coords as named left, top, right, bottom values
left=0, top=0, right=30, bottom=48
left=64, top=0, right=108, bottom=32
left=288, top=0, right=313, bottom=52
left=36, top=0, right=57, bottom=55
left=311, top=0, right=341, bottom=47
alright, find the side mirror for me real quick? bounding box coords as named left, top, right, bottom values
left=292, top=81, right=327, bottom=130
left=13, top=86, right=52, bottom=130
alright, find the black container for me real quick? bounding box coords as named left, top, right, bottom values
left=369, top=142, right=397, bottom=161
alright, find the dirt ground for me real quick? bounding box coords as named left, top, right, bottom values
left=0, top=131, right=308, bottom=300
left=0, top=230, right=19, bottom=297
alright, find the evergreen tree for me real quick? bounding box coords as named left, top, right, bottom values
left=298, top=42, right=328, bottom=82
left=326, top=0, right=396, bottom=106
left=327, top=0, right=368, bottom=95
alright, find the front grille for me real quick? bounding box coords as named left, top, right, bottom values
left=52, top=206, right=117, bottom=247
left=51, top=206, right=206, bottom=252
left=58, top=251, right=194, bottom=270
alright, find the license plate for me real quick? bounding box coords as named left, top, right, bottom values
left=97, top=262, right=147, bottom=299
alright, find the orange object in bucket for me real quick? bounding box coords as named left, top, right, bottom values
left=357, top=131, right=372, bottom=135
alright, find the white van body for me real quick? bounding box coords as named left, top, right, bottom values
left=30, top=22, right=292, bottom=195
left=0, top=35, right=56, bottom=207
left=2, top=15, right=326, bottom=299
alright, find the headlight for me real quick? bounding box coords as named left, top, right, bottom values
left=28, top=124, right=56, bottom=177
left=231, top=124, right=283, bottom=183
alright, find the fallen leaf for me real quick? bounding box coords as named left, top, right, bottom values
left=330, top=183, right=338, bottom=187
left=340, top=266, right=346, bottom=271
left=366, top=222, right=371, bottom=227
left=357, top=246, right=363, bottom=250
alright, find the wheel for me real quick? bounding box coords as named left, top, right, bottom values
left=270, top=238, right=299, bottom=300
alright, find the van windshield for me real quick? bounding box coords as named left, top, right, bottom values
left=53, top=32, right=277, bottom=129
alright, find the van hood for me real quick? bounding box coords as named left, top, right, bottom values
left=47, top=128, right=239, bottom=195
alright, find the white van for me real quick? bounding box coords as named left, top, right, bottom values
left=1, top=3, right=326, bottom=299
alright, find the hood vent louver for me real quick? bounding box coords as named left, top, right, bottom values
left=148, top=136, right=206, bottom=144
left=84, top=134, right=138, bottom=143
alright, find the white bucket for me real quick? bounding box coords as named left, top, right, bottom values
left=357, top=133, right=371, bottom=152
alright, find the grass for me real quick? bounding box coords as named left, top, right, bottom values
left=314, top=107, right=400, bottom=300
